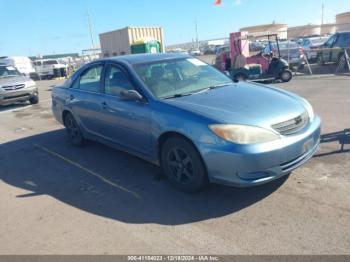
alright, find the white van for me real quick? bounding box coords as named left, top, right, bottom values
left=0, top=56, right=37, bottom=79
left=33, top=59, right=67, bottom=79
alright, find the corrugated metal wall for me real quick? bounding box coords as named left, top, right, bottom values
left=99, top=27, right=164, bottom=57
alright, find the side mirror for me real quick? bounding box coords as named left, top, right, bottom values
left=120, top=90, right=143, bottom=101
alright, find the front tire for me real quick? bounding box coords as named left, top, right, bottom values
left=280, top=69, right=292, bottom=82
left=64, top=113, right=86, bottom=147
left=29, top=94, right=39, bottom=104
left=161, top=137, right=208, bottom=193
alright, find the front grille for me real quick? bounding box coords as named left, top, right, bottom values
left=2, top=84, right=25, bottom=91
left=3, top=93, right=30, bottom=100
left=272, top=111, right=309, bottom=135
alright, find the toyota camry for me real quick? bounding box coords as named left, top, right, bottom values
left=52, top=53, right=321, bottom=192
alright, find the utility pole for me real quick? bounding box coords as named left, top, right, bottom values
left=87, top=11, right=95, bottom=56
left=321, top=0, right=325, bottom=25
left=195, top=19, right=199, bottom=50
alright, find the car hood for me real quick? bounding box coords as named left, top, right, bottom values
left=0, top=75, right=29, bottom=87
left=164, top=82, right=306, bottom=129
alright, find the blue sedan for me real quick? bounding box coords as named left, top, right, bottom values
left=52, top=53, right=321, bottom=192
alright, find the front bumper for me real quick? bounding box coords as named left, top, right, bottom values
left=199, top=116, right=321, bottom=187
left=0, top=86, right=38, bottom=106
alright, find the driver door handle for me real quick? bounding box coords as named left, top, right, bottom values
left=70, top=94, right=75, bottom=100
left=101, top=101, right=108, bottom=109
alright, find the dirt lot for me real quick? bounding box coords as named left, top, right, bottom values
left=0, top=76, right=349, bottom=254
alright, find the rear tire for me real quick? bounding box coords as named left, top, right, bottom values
left=64, top=113, right=86, bottom=147
left=280, top=69, right=292, bottom=82
left=161, top=137, right=208, bottom=193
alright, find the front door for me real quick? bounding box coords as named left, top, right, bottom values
left=98, top=63, right=151, bottom=155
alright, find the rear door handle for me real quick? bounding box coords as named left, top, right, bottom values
left=101, top=101, right=107, bottom=109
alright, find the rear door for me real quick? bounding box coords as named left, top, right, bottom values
left=67, top=62, right=107, bottom=137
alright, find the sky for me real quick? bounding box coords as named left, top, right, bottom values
left=1, top=0, right=349, bottom=56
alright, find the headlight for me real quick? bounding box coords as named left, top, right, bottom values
left=209, top=124, right=280, bottom=144
left=301, top=98, right=314, bottom=121
left=26, top=80, right=36, bottom=88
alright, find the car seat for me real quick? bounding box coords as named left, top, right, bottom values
left=107, top=71, right=132, bottom=95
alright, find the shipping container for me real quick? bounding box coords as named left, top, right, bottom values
left=99, top=26, right=164, bottom=57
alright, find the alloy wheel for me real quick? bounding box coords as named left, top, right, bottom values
left=167, top=147, right=194, bottom=184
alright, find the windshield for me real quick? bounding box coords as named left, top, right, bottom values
left=134, top=58, right=232, bottom=99
left=0, top=66, right=21, bottom=78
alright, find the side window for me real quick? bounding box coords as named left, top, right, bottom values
left=79, top=65, right=103, bottom=92
left=104, top=65, right=134, bottom=96
left=325, top=35, right=336, bottom=47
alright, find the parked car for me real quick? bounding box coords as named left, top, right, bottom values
left=202, top=46, right=216, bottom=55
left=317, top=32, right=350, bottom=65
left=52, top=53, right=321, bottom=192
left=299, top=37, right=329, bottom=61
left=33, top=59, right=67, bottom=79
left=0, top=56, right=38, bottom=79
left=189, top=49, right=201, bottom=56
left=263, top=41, right=305, bottom=69
left=0, top=65, right=38, bottom=106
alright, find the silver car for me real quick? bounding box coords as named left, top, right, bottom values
left=299, top=37, right=329, bottom=61
left=0, top=65, right=38, bottom=106
left=263, top=41, right=305, bottom=69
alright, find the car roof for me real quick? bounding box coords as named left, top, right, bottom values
left=104, top=53, right=191, bottom=65
left=307, top=36, right=329, bottom=40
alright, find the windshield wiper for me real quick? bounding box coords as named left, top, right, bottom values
left=162, top=82, right=233, bottom=99
left=207, top=82, right=232, bottom=90
left=163, top=93, right=194, bottom=99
